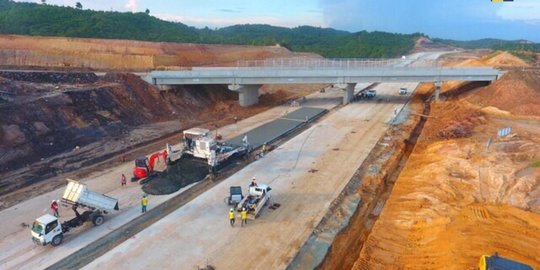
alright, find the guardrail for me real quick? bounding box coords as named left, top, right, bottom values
left=235, top=57, right=440, bottom=69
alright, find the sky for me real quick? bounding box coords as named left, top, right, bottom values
left=16, top=0, right=540, bottom=42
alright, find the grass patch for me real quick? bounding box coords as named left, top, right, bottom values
left=531, top=160, right=540, bottom=168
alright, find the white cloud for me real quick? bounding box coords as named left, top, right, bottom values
left=125, top=0, right=137, bottom=12
left=496, top=0, right=540, bottom=24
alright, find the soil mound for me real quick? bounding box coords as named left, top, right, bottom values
left=464, top=71, right=540, bottom=117
left=444, top=51, right=530, bottom=68
left=351, top=80, right=540, bottom=268
left=142, top=157, right=209, bottom=195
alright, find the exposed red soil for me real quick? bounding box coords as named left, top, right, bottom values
left=0, top=35, right=319, bottom=71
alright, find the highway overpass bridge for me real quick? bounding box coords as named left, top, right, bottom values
left=146, top=58, right=501, bottom=106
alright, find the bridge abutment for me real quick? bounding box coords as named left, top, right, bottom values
left=158, top=84, right=174, bottom=91
left=336, top=83, right=357, bottom=104
left=228, top=84, right=261, bottom=107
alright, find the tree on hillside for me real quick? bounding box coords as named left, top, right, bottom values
left=41, top=0, right=46, bottom=4
left=75, top=2, right=82, bottom=9
left=145, top=8, right=150, bottom=14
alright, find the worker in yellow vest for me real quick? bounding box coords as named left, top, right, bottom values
left=141, top=194, right=148, bottom=213
left=241, top=208, right=248, bottom=227
left=229, top=208, right=235, bottom=227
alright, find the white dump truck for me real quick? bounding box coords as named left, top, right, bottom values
left=236, top=184, right=272, bottom=219
left=31, top=179, right=119, bottom=246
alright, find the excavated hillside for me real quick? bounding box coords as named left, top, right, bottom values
left=0, top=35, right=323, bottom=209
left=0, top=71, right=308, bottom=203
left=0, top=35, right=318, bottom=70
left=345, top=53, right=540, bottom=269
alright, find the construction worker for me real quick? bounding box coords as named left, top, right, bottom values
left=229, top=208, right=235, bottom=227
left=250, top=177, right=257, bottom=187
left=241, top=208, right=248, bottom=226
left=141, top=194, right=148, bottom=213
left=121, top=174, right=127, bottom=187
left=50, top=200, right=59, bottom=217
left=242, top=135, right=249, bottom=148
left=261, top=143, right=267, bottom=157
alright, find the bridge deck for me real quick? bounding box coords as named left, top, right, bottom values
left=149, top=66, right=501, bottom=86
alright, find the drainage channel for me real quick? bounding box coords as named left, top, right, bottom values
left=287, top=93, right=433, bottom=270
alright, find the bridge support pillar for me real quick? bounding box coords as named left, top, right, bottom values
left=228, top=84, right=261, bottom=107
left=336, top=83, right=356, bottom=104
left=434, top=81, right=442, bottom=101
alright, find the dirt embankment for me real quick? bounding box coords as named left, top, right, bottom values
left=0, top=71, right=305, bottom=204
left=412, top=37, right=457, bottom=53
left=348, top=69, right=540, bottom=268
left=0, top=35, right=319, bottom=71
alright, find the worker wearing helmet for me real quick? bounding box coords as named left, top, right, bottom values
left=250, top=177, right=257, bottom=187
left=229, top=208, right=235, bottom=227
left=241, top=208, right=248, bottom=227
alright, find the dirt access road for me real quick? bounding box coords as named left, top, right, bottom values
left=85, top=82, right=418, bottom=270
left=0, top=85, right=347, bottom=270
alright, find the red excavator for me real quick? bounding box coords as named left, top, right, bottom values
left=132, top=150, right=168, bottom=182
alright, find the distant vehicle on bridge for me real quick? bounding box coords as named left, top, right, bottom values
left=399, top=87, right=408, bottom=95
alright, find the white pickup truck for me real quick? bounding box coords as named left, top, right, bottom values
left=366, top=89, right=377, bottom=99
left=236, top=184, right=272, bottom=219
left=31, top=179, right=119, bottom=246
left=399, top=87, right=408, bottom=95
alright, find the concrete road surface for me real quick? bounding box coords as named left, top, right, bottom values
left=85, top=82, right=418, bottom=270
left=0, top=86, right=346, bottom=270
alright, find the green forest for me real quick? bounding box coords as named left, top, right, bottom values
left=1, top=0, right=537, bottom=58
left=0, top=0, right=419, bottom=58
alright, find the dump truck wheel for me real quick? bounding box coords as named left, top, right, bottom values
left=92, top=215, right=104, bottom=226
left=51, top=234, right=63, bottom=246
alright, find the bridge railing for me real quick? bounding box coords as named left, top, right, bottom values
left=236, top=57, right=440, bottom=69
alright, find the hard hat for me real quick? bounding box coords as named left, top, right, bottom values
left=230, top=208, right=234, bottom=212
left=52, top=200, right=55, bottom=203
left=242, top=208, right=246, bottom=211
left=252, top=176, right=256, bottom=180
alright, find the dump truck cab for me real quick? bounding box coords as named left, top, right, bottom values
left=31, top=214, right=63, bottom=246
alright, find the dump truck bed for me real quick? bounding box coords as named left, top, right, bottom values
left=62, top=179, right=119, bottom=211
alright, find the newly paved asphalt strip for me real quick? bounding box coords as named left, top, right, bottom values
left=226, top=107, right=327, bottom=149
